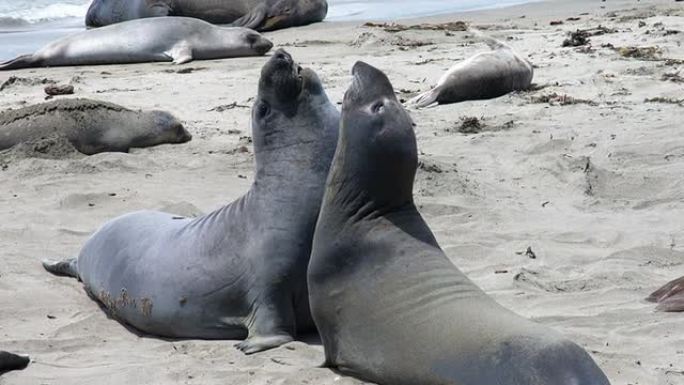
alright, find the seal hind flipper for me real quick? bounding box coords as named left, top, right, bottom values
left=647, top=275, right=684, bottom=311
left=0, top=55, right=38, bottom=71
left=230, top=4, right=267, bottom=30
left=0, top=351, right=30, bottom=374
left=42, top=258, right=80, bottom=280
left=148, top=1, right=172, bottom=17
left=468, top=28, right=510, bottom=50
left=407, top=87, right=441, bottom=109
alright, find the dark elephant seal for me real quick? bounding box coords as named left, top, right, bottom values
left=0, top=351, right=30, bottom=375
left=308, top=61, right=611, bottom=385
left=85, top=0, right=328, bottom=32
left=408, top=31, right=533, bottom=108
left=647, top=275, right=684, bottom=311
left=0, top=98, right=190, bottom=155
left=43, top=49, right=340, bottom=354
left=0, top=17, right=272, bottom=70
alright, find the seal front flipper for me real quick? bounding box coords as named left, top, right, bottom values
left=230, top=4, right=267, bottom=30
left=42, top=258, right=80, bottom=280
left=0, top=55, right=39, bottom=71
left=166, top=43, right=193, bottom=65
left=0, top=351, right=30, bottom=374
left=234, top=291, right=296, bottom=354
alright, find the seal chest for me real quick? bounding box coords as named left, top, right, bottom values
left=308, top=62, right=610, bottom=385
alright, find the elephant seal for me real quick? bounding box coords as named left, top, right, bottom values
left=308, top=61, right=611, bottom=385
left=0, top=351, right=30, bottom=375
left=0, top=98, right=190, bottom=155
left=43, top=49, right=340, bottom=354
left=85, top=0, right=328, bottom=32
left=408, top=31, right=533, bottom=108
left=0, top=17, right=272, bottom=70
left=647, top=275, right=684, bottom=312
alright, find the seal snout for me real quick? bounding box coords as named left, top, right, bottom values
left=253, top=35, right=274, bottom=55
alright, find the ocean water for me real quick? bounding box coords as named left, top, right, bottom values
left=0, top=0, right=535, bottom=61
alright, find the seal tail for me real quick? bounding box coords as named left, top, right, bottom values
left=468, top=28, right=511, bottom=51
left=407, top=87, right=441, bottom=109
left=0, top=55, right=37, bottom=71
left=42, top=257, right=80, bottom=280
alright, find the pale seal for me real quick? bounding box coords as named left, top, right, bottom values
left=43, top=49, right=340, bottom=354
left=0, top=351, right=29, bottom=375
left=308, top=61, right=611, bottom=385
left=0, top=98, right=190, bottom=155
left=647, top=275, right=684, bottom=312
left=85, top=0, right=328, bottom=32
left=408, top=31, right=533, bottom=108
left=0, top=17, right=272, bottom=70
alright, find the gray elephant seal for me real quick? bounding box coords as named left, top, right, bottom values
left=0, top=351, right=30, bottom=375
left=308, top=61, right=611, bottom=385
left=408, top=31, right=533, bottom=108
left=0, top=98, right=190, bottom=155
left=0, top=17, right=272, bottom=70
left=85, top=0, right=327, bottom=32
left=647, top=275, right=684, bottom=312
left=43, top=49, right=340, bottom=354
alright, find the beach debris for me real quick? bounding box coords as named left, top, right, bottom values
left=530, top=92, right=597, bottom=106
left=662, top=72, right=684, bottom=83
left=645, top=97, right=684, bottom=106
left=418, top=159, right=443, bottom=174
left=163, top=67, right=207, bottom=74
left=562, top=25, right=617, bottom=47
left=616, top=46, right=662, bottom=60
left=457, top=116, right=484, bottom=134
left=44, top=84, right=74, bottom=97
left=363, top=21, right=468, bottom=33
left=0, top=76, right=55, bottom=92
left=351, top=31, right=433, bottom=49
left=550, top=20, right=564, bottom=26
left=207, top=102, right=250, bottom=112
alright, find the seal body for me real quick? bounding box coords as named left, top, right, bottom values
left=43, top=49, right=340, bottom=354
left=409, top=33, right=533, bottom=108
left=0, top=17, right=273, bottom=70
left=85, top=0, right=328, bottom=32
left=0, top=98, right=190, bottom=155
left=0, top=351, right=30, bottom=375
left=308, top=61, right=611, bottom=385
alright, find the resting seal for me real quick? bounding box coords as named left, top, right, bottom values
left=408, top=31, right=533, bottom=108
left=308, top=61, right=611, bottom=385
left=0, top=351, right=30, bottom=375
left=85, top=0, right=328, bottom=32
left=0, top=98, right=190, bottom=155
left=43, top=49, right=340, bottom=354
left=0, top=17, right=272, bottom=70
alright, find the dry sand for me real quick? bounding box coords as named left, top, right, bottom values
left=1, top=0, right=683, bottom=384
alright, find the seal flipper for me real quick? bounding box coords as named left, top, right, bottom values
left=407, top=87, right=442, bottom=109
left=648, top=275, right=684, bottom=311
left=0, top=351, right=30, bottom=374
left=0, top=55, right=38, bottom=71
left=234, top=292, right=296, bottom=354
left=42, top=258, right=80, bottom=280
left=230, top=4, right=268, bottom=30
left=166, top=43, right=193, bottom=65
left=147, top=1, right=172, bottom=17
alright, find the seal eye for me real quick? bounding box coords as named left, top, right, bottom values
left=257, top=102, right=271, bottom=118
left=371, top=101, right=385, bottom=114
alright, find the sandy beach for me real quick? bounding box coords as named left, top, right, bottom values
left=1, top=0, right=683, bottom=383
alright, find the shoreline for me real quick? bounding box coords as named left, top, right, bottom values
left=1, top=0, right=684, bottom=384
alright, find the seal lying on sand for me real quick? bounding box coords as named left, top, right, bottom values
left=0, top=98, right=190, bottom=155
left=408, top=31, right=533, bottom=108
left=43, top=49, right=340, bottom=354
left=0, top=17, right=272, bottom=70
left=647, top=276, right=684, bottom=312
left=85, top=0, right=328, bottom=32
left=308, top=61, right=611, bottom=385
left=0, top=351, right=30, bottom=375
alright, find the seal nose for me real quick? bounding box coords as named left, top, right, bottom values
left=273, top=48, right=293, bottom=65
left=254, top=36, right=274, bottom=55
